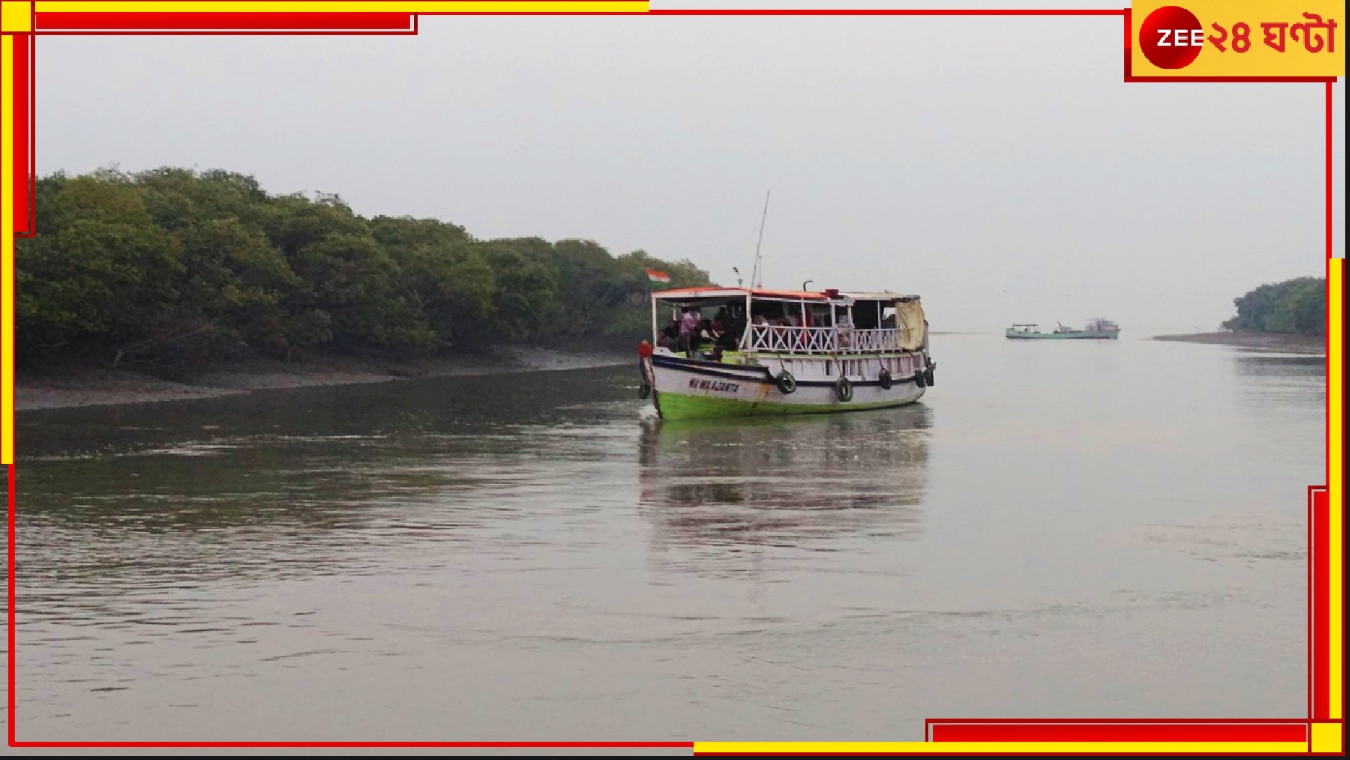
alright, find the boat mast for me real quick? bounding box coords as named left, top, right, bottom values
left=749, top=190, right=771, bottom=289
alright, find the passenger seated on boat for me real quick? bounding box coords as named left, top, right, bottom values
left=657, top=322, right=679, bottom=350
left=710, top=318, right=732, bottom=345
left=712, top=308, right=729, bottom=333
left=692, top=320, right=722, bottom=359
left=716, top=321, right=736, bottom=350
left=720, top=314, right=741, bottom=347
left=700, top=319, right=737, bottom=360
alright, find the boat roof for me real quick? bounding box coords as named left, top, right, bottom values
left=651, top=287, right=828, bottom=302
left=836, top=290, right=919, bottom=302
left=650, top=286, right=919, bottom=303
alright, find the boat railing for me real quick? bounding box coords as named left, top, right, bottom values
left=744, top=325, right=836, bottom=353
left=742, top=325, right=908, bottom=354
left=848, top=328, right=904, bottom=352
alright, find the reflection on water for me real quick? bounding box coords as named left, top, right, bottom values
left=1230, top=352, right=1327, bottom=382
left=1229, top=352, right=1326, bottom=426
left=14, top=368, right=644, bottom=635
left=638, top=409, right=931, bottom=571
left=18, top=367, right=635, bottom=459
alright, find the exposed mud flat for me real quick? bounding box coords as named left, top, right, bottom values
left=16, top=347, right=629, bottom=412
left=1152, top=331, right=1325, bottom=355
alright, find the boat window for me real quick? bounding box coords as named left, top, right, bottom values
left=853, top=301, right=881, bottom=330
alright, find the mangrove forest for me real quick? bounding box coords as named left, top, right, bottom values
left=1222, top=276, right=1327, bottom=337
left=16, top=167, right=714, bottom=370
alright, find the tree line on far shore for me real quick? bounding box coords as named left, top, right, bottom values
left=16, top=167, right=714, bottom=370
left=1222, top=276, right=1326, bottom=336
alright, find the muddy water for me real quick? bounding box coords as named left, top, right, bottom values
left=6, top=334, right=1324, bottom=747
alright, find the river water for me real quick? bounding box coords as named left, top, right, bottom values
left=4, top=334, right=1326, bottom=747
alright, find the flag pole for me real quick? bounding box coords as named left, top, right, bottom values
left=750, top=190, right=771, bottom=289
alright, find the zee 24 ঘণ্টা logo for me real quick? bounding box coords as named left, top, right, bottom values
left=1136, top=2, right=1340, bottom=74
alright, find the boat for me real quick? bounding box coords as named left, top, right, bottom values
left=1005, top=318, right=1120, bottom=340
left=636, top=286, right=935, bottom=420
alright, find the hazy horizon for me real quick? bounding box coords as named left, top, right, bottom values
left=33, top=1, right=1343, bottom=333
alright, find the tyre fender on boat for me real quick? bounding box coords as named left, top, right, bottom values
left=877, top=368, right=893, bottom=390
left=835, top=376, right=853, bottom=402
left=776, top=370, right=797, bottom=395
left=915, top=369, right=927, bottom=388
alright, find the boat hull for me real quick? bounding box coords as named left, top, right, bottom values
left=645, top=354, right=926, bottom=420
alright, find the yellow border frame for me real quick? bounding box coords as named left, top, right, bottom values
left=0, top=2, right=1342, bottom=754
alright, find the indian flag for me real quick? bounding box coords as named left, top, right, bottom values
left=645, top=269, right=671, bottom=283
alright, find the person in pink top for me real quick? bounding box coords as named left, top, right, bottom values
left=679, top=307, right=700, bottom=356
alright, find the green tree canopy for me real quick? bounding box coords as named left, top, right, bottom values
left=15, top=167, right=715, bottom=368
left=1222, top=276, right=1325, bottom=336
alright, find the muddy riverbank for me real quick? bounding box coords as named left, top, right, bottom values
left=1152, top=331, right=1325, bottom=355
left=16, top=347, right=630, bottom=411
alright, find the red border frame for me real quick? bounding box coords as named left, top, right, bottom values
left=3, top=3, right=1341, bottom=752
left=926, top=722, right=1310, bottom=743
left=1311, top=487, right=1332, bottom=721
left=34, top=10, right=418, bottom=32
left=10, top=28, right=30, bottom=237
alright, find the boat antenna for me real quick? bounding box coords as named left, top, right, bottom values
left=749, top=190, right=771, bottom=289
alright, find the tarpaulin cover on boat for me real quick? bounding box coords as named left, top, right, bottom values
left=895, top=299, right=926, bottom=351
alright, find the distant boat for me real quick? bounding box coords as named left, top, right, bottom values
left=1006, top=318, right=1120, bottom=340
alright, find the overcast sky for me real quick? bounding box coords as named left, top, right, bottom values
left=34, top=0, right=1344, bottom=333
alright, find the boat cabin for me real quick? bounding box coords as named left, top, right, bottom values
left=649, top=286, right=926, bottom=362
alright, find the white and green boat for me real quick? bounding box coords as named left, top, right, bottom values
left=1005, top=318, right=1120, bottom=340
left=637, top=287, right=935, bottom=421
